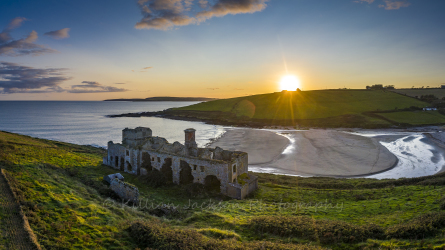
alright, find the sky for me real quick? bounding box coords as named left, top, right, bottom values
left=0, top=0, right=444, bottom=100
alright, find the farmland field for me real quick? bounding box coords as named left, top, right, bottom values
left=391, top=88, right=445, bottom=99
left=377, top=111, right=445, bottom=125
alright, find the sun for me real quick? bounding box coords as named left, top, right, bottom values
left=279, top=75, right=301, bottom=91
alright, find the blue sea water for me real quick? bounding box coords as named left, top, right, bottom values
left=0, top=101, right=225, bottom=148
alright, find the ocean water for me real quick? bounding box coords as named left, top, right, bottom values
left=0, top=101, right=225, bottom=148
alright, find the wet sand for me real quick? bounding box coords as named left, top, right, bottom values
left=209, top=128, right=399, bottom=177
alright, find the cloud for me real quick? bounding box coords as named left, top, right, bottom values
left=0, top=62, right=127, bottom=94
left=207, top=87, right=219, bottom=90
left=139, top=66, right=153, bottom=72
left=0, top=17, right=56, bottom=56
left=71, top=81, right=101, bottom=88
left=379, top=0, right=410, bottom=10
left=69, top=81, right=127, bottom=93
left=0, top=62, right=70, bottom=94
left=0, top=17, right=27, bottom=43
left=114, top=82, right=126, bottom=84
left=44, top=28, right=70, bottom=39
left=353, top=0, right=374, bottom=3
left=135, top=0, right=269, bottom=30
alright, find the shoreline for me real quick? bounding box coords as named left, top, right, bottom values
left=208, top=127, right=445, bottom=179
left=107, top=109, right=445, bottom=130
left=209, top=128, right=400, bottom=178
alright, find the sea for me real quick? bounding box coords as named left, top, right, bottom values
left=0, top=101, right=225, bottom=148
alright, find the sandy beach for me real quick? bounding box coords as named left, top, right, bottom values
left=209, top=127, right=445, bottom=178
left=210, top=128, right=402, bottom=177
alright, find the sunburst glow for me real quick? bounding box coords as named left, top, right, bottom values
left=279, top=75, right=301, bottom=91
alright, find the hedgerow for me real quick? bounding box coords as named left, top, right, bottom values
left=128, top=221, right=326, bottom=250
left=249, top=216, right=384, bottom=244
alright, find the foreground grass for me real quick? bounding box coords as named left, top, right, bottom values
left=3, top=131, right=445, bottom=249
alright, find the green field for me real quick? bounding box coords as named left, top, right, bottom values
left=378, top=111, right=445, bottom=125
left=392, top=89, right=445, bottom=99
left=174, top=90, right=427, bottom=120
left=4, top=131, right=445, bottom=249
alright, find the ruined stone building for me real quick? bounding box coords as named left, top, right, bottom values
left=103, top=127, right=258, bottom=199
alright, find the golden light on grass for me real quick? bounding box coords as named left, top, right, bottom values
left=279, top=75, right=301, bottom=91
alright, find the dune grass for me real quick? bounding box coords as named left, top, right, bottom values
left=3, top=131, right=445, bottom=249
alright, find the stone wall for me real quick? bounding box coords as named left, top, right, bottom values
left=110, top=178, right=139, bottom=204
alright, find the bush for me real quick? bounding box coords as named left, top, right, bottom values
left=385, top=212, right=445, bottom=239
left=197, top=228, right=240, bottom=240
left=249, top=216, right=384, bottom=244
left=128, top=221, right=325, bottom=250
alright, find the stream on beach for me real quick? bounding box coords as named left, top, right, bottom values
left=357, top=132, right=444, bottom=179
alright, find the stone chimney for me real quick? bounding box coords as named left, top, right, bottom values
left=184, top=128, right=197, bottom=156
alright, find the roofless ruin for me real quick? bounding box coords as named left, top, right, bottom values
left=104, top=127, right=257, bottom=199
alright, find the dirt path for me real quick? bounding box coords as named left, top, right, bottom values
left=0, top=169, right=38, bottom=250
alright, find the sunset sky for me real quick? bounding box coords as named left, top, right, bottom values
left=0, top=0, right=444, bottom=100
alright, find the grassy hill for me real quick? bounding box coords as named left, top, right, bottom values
left=175, top=90, right=425, bottom=119
left=4, top=131, right=445, bottom=249
left=170, top=90, right=437, bottom=128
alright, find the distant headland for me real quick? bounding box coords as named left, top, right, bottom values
left=104, top=97, right=217, bottom=102
left=107, top=89, right=444, bottom=129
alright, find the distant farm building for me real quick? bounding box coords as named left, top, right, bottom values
left=103, top=127, right=258, bottom=199
left=423, top=107, right=437, bottom=111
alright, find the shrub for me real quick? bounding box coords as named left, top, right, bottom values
left=197, top=228, right=241, bottom=240
left=128, top=221, right=326, bottom=250
left=385, top=212, right=445, bottom=239
left=249, top=216, right=384, bottom=244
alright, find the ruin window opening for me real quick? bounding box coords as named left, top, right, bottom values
left=233, top=165, right=236, bottom=173
left=126, top=150, right=129, bottom=156
left=179, top=160, right=194, bottom=185
left=200, top=166, right=205, bottom=172
left=160, top=158, right=173, bottom=182
left=193, top=165, right=197, bottom=171
left=115, top=156, right=118, bottom=167
left=157, top=157, right=160, bottom=163
left=204, top=175, right=221, bottom=193
left=141, top=152, right=152, bottom=171
left=127, top=161, right=133, bottom=172
left=120, top=157, right=124, bottom=171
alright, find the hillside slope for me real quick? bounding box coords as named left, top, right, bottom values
left=4, top=131, right=445, bottom=249
left=174, top=90, right=427, bottom=120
